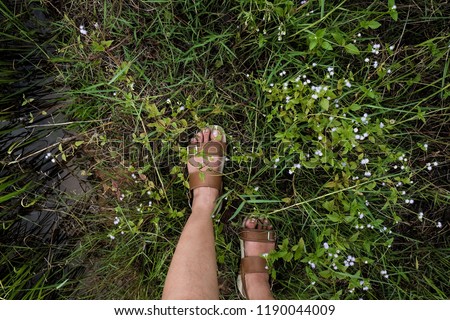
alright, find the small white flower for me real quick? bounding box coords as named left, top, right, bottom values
left=363, top=286, right=369, bottom=291
left=387, top=69, right=392, bottom=74
left=389, top=45, right=395, bottom=50
left=94, top=22, right=99, bottom=29
left=166, top=98, right=171, bottom=104
left=254, top=186, right=259, bottom=191
left=108, top=234, right=115, bottom=240
left=318, top=135, right=323, bottom=141
left=359, top=213, right=364, bottom=219
left=392, top=5, right=397, bottom=10
left=364, top=171, right=371, bottom=177
left=364, top=57, right=370, bottom=62
left=437, top=222, right=442, bottom=228
left=373, top=61, right=379, bottom=68
left=312, top=63, right=317, bottom=67
left=148, top=201, right=152, bottom=206
left=423, top=143, right=428, bottom=150
left=131, top=173, right=137, bottom=179
left=357, top=33, right=361, bottom=37
left=418, top=211, right=424, bottom=221
left=294, top=163, right=301, bottom=169
left=380, top=122, right=385, bottom=128
left=113, top=217, right=120, bottom=225
left=311, top=94, right=318, bottom=99
left=51, top=158, right=56, bottom=163
left=433, top=161, right=438, bottom=166
left=380, top=270, right=387, bottom=275
left=274, top=157, right=280, bottom=163
left=288, top=169, right=294, bottom=175
left=323, top=242, right=329, bottom=250
left=353, top=128, right=359, bottom=133
left=79, top=25, right=88, bottom=35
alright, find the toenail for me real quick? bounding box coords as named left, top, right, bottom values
left=203, top=128, right=209, bottom=133
left=212, top=130, right=218, bottom=136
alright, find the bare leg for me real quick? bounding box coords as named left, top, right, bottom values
left=162, top=128, right=223, bottom=300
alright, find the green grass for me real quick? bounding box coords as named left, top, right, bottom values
left=1, top=0, right=449, bottom=300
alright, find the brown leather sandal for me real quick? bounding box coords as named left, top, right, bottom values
left=237, top=219, right=276, bottom=299
left=187, top=126, right=226, bottom=202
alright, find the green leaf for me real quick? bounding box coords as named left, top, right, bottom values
left=101, top=40, right=113, bottom=48
left=331, top=31, right=345, bottom=46
left=324, top=181, right=336, bottom=188
left=367, top=20, right=381, bottom=29
left=345, top=43, right=360, bottom=55
left=323, top=200, right=335, bottom=212
left=321, top=41, right=333, bottom=51
left=316, top=28, right=326, bottom=38
left=360, top=20, right=381, bottom=29
left=349, top=103, right=361, bottom=111
left=319, top=270, right=332, bottom=278
left=309, top=38, right=318, bottom=51
left=326, top=213, right=341, bottom=222
left=320, top=98, right=329, bottom=111
left=390, top=10, right=398, bottom=21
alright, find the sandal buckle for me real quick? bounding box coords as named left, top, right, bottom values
left=267, top=230, right=275, bottom=241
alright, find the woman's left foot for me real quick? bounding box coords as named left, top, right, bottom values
left=188, top=126, right=226, bottom=207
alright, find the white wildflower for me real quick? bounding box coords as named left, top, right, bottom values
left=79, top=25, right=88, bottom=35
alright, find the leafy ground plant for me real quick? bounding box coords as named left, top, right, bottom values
left=1, top=0, right=449, bottom=299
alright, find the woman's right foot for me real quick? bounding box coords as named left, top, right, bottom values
left=241, top=218, right=275, bottom=300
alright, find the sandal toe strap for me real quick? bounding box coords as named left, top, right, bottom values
left=189, top=171, right=222, bottom=191
left=239, top=229, right=276, bottom=242
left=241, top=256, right=268, bottom=274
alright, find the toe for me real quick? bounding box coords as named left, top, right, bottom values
left=262, top=219, right=270, bottom=230
left=257, top=219, right=265, bottom=230
left=190, top=137, right=197, bottom=144
left=202, top=127, right=211, bottom=142
left=196, top=131, right=203, bottom=143
left=244, top=217, right=258, bottom=229
left=211, top=125, right=226, bottom=142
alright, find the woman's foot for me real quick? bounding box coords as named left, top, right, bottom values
left=188, top=126, right=226, bottom=210
left=240, top=218, right=275, bottom=300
